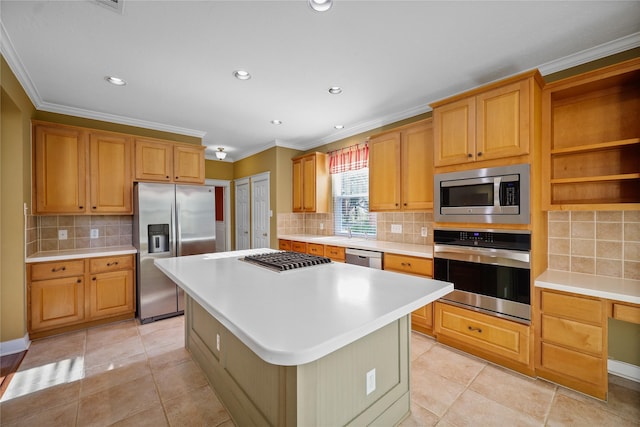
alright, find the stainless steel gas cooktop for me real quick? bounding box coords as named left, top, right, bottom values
left=242, top=251, right=331, bottom=272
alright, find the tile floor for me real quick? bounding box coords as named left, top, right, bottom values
left=0, top=316, right=638, bottom=426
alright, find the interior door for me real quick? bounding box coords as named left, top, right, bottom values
left=235, top=178, right=250, bottom=250
left=251, top=174, right=270, bottom=249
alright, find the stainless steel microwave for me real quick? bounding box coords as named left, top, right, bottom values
left=434, top=164, right=530, bottom=224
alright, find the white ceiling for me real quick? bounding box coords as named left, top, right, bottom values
left=2, top=1, right=639, bottom=161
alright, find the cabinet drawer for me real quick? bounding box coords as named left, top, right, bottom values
left=291, top=241, right=307, bottom=253
left=540, top=342, right=605, bottom=386
left=612, top=303, right=640, bottom=324
left=541, top=315, right=603, bottom=355
left=435, top=302, right=529, bottom=364
left=31, top=260, right=85, bottom=281
left=325, top=245, right=345, bottom=262
left=89, top=255, right=134, bottom=274
left=541, top=291, right=603, bottom=324
left=278, top=240, right=292, bottom=251
left=384, top=253, right=432, bottom=277
left=307, top=243, right=325, bottom=256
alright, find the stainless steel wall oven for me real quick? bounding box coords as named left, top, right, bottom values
left=433, top=229, right=531, bottom=324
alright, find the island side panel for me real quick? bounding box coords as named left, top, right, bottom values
left=185, top=295, right=411, bottom=426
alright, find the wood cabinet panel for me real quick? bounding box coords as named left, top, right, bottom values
left=89, top=132, right=133, bottom=214
left=612, top=303, right=640, bottom=324
left=325, top=245, right=345, bottom=262
left=402, top=121, right=434, bottom=210
left=89, top=255, right=134, bottom=274
left=89, top=269, right=135, bottom=319
left=540, top=342, right=605, bottom=387
left=306, top=243, right=325, bottom=256
left=278, top=239, right=292, bottom=251
left=291, top=241, right=307, bottom=253
left=384, top=253, right=432, bottom=277
left=292, top=153, right=329, bottom=213
left=174, top=144, right=205, bottom=184
left=433, top=98, right=475, bottom=167
left=541, top=315, right=603, bottom=354
left=369, top=132, right=401, bottom=211
left=33, top=123, right=87, bottom=214
left=30, top=275, right=85, bottom=330
left=135, top=139, right=173, bottom=182
left=540, top=290, right=603, bottom=324
left=31, top=260, right=85, bottom=281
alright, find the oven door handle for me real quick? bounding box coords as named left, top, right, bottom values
left=434, top=244, right=530, bottom=269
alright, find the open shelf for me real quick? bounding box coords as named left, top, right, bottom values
left=550, top=138, right=639, bottom=155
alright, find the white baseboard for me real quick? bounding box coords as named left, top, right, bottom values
left=0, top=334, right=31, bottom=357
left=609, top=359, right=640, bottom=383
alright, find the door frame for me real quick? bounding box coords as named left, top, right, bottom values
left=234, top=177, right=251, bottom=250
left=206, top=179, right=231, bottom=252
left=250, top=172, right=271, bottom=249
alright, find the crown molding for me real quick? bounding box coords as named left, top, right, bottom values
left=1, top=21, right=42, bottom=107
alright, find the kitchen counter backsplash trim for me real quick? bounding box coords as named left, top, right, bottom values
left=278, top=234, right=433, bottom=258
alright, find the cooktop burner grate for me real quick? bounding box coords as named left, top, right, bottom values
left=242, top=251, right=332, bottom=272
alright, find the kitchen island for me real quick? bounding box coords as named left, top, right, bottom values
left=155, top=249, right=452, bottom=426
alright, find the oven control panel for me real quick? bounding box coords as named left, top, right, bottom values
left=459, top=231, right=494, bottom=243
left=434, top=229, right=531, bottom=251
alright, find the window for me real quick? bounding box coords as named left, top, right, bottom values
left=332, top=168, right=376, bottom=237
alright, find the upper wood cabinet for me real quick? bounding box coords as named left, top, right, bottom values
left=135, top=138, right=205, bottom=184
left=542, top=57, right=640, bottom=210
left=33, top=122, right=133, bottom=215
left=369, top=119, right=433, bottom=211
left=292, top=152, right=329, bottom=213
left=432, top=70, right=543, bottom=169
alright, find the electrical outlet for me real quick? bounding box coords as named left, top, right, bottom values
left=216, top=333, right=220, bottom=351
left=319, top=223, right=324, bottom=230
left=90, top=228, right=99, bottom=239
left=58, top=229, right=67, bottom=240
left=421, top=227, right=428, bottom=237
left=366, top=368, right=376, bottom=395
left=391, top=224, right=402, bottom=234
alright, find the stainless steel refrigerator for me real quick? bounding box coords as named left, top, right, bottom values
left=134, top=182, right=216, bottom=323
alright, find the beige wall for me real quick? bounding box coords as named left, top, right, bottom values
left=1, top=56, right=36, bottom=345
left=205, top=158, right=234, bottom=181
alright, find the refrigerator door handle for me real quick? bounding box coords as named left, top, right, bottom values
left=176, top=202, right=183, bottom=257
left=170, top=203, right=176, bottom=257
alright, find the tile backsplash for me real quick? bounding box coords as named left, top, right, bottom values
left=29, top=215, right=133, bottom=255
left=548, top=210, right=640, bottom=280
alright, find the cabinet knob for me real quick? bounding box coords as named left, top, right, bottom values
left=403, top=203, right=407, bottom=206
left=92, top=277, right=97, bottom=281
left=395, top=203, right=399, bottom=207
left=175, top=176, right=179, bottom=179
left=79, top=206, right=84, bottom=209
left=477, top=152, right=483, bottom=157
left=166, top=176, right=170, bottom=179
left=467, top=153, right=473, bottom=158
left=92, top=206, right=97, bottom=209
left=77, top=279, right=82, bottom=284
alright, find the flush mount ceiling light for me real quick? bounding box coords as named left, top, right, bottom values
left=233, top=70, right=251, bottom=80
left=271, top=119, right=282, bottom=125
left=309, top=0, right=332, bottom=12
left=334, top=124, right=344, bottom=129
left=215, top=147, right=227, bottom=160
left=328, top=86, right=342, bottom=94
left=105, top=76, right=127, bottom=86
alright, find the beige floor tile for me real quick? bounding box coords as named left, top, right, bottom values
left=0, top=381, right=81, bottom=424
left=83, top=334, right=146, bottom=369
left=81, top=353, right=151, bottom=397
left=163, top=384, right=231, bottom=427
left=153, top=359, right=209, bottom=402
left=547, top=393, right=637, bottom=426
left=411, top=332, right=436, bottom=361
left=77, top=374, right=161, bottom=426
left=555, top=380, right=640, bottom=424
left=417, top=344, right=486, bottom=386
left=469, top=364, right=556, bottom=420
left=398, top=402, right=439, bottom=426
left=148, top=346, right=192, bottom=371
left=411, top=357, right=466, bottom=417
left=137, top=315, right=184, bottom=336
left=0, top=401, right=78, bottom=427
left=85, top=319, right=140, bottom=352
left=17, top=330, right=86, bottom=370
left=140, top=324, right=185, bottom=355
left=2, top=355, right=84, bottom=400
left=441, top=389, right=541, bottom=427
left=110, top=405, right=169, bottom=427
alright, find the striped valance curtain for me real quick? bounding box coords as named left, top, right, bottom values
left=328, top=143, right=369, bottom=174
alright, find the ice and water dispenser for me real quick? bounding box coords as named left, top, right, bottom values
left=148, top=224, right=169, bottom=253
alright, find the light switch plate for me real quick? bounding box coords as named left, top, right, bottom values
left=90, top=228, right=99, bottom=239
left=58, top=229, right=67, bottom=240
left=391, top=224, right=402, bottom=234
left=366, top=368, right=376, bottom=395
left=421, top=227, right=428, bottom=237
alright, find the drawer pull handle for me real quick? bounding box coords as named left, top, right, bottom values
left=468, top=326, right=482, bottom=333
left=51, top=266, right=67, bottom=272
left=401, top=262, right=411, bottom=267
left=106, top=261, right=119, bottom=266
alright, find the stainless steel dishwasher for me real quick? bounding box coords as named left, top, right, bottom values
left=345, top=248, right=383, bottom=269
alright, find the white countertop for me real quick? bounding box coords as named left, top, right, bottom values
left=278, top=234, right=433, bottom=258
left=26, top=246, right=137, bottom=263
left=155, top=249, right=452, bottom=366
left=535, top=270, right=640, bottom=305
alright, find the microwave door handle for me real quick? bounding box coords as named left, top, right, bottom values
left=494, top=176, right=502, bottom=207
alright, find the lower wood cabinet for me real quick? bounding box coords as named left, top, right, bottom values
left=384, top=253, right=434, bottom=335
left=291, top=241, right=307, bottom=253
left=278, top=239, right=292, bottom=251
left=434, top=302, right=532, bottom=375
left=325, top=245, right=345, bottom=262
left=306, top=243, right=325, bottom=257
left=534, top=288, right=607, bottom=400
left=28, top=254, right=136, bottom=339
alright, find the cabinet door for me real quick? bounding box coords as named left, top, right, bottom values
left=34, top=124, right=87, bottom=214
left=292, top=158, right=303, bottom=212
left=89, top=270, right=135, bottom=319
left=369, top=132, right=401, bottom=211
left=401, top=121, right=434, bottom=210
left=174, top=144, right=205, bottom=184
left=90, top=132, right=133, bottom=214
left=135, top=139, right=172, bottom=182
left=30, top=276, right=85, bottom=331
left=301, top=155, right=317, bottom=212
left=476, top=79, right=530, bottom=161
left=433, top=97, right=475, bottom=167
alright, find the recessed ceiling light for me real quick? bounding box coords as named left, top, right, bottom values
left=271, top=119, right=282, bottom=125
left=309, top=0, right=332, bottom=12
left=334, top=124, right=344, bottom=129
left=328, top=86, right=342, bottom=94
left=233, top=70, right=251, bottom=80
left=105, top=76, right=127, bottom=86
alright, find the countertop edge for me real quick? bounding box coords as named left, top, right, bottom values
left=26, top=246, right=137, bottom=263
